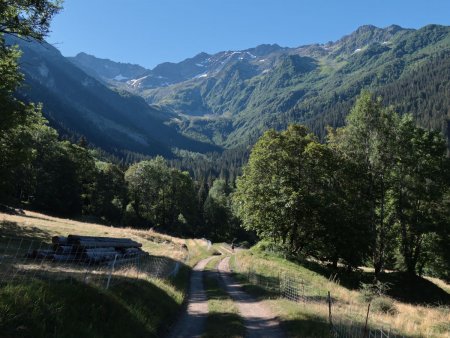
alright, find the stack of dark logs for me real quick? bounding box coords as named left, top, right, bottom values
left=27, top=235, right=146, bottom=265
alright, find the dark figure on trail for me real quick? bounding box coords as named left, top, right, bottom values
left=231, top=243, right=235, bottom=253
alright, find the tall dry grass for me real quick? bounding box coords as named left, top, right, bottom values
left=0, top=209, right=186, bottom=260
left=234, top=251, right=450, bottom=337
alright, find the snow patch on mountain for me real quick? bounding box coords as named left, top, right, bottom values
left=195, top=73, right=208, bottom=78
left=128, top=75, right=150, bottom=87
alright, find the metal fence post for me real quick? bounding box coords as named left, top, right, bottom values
left=363, top=302, right=371, bottom=338
left=302, top=280, right=305, bottom=303
left=136, top=255, right=141, bottom=279
left=106, top=254, right=118, bottom=289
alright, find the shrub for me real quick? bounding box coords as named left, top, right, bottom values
left=251, top=239, right=286, bottom=255
left=360, top=280, right=391, bottom=302
left=371, top=297, right=398, bottom=316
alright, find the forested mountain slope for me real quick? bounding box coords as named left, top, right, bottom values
left=127, top=24, right=450, bottom=147
left=9, top=37, right=219, bottom=158
left=12, top=24, right=450, bottom=159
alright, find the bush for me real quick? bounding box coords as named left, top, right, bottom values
left=237, top=241, right=250, bottom=249
left=371, top=297, right=398, bottom=316
left=360, top=280, right=391, bottom=302
left=251, top=239, right=287, bottom=255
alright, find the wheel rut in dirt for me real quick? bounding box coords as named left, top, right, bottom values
left=217, top=256, right=285, bottom=338
left=168, top=256, right=215, bottom=338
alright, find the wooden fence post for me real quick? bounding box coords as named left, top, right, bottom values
left=328, top=291, right=332, bottom=325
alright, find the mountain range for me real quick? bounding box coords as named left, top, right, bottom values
left=9, top=36, right=219, bottom=158
left=10, top=24, right=450, bottom=158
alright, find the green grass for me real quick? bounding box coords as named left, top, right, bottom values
left=0, top=276, right=184, bottom=338
left=205, top=256, right=222, bottom=270
left=185, top=239, right=218, bottom=266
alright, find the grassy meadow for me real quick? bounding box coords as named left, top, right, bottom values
left=230, top=251, right=450, bottom=338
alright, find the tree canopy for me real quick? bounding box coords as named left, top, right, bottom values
left=234, top=92, right=450, bottom=278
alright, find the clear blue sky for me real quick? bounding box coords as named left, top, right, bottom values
left=48, top=0, right=450, bottom=69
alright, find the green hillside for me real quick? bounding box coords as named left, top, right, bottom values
left=142, top=24, right=450, bottom=148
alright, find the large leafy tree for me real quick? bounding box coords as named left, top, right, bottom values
left=0, top=0, right=61, bottom=132
left=125, top=157, right=169, bottom=224
left=233, top=126, right=317, bottom=253
left=0, top=0, right=61, bottom=202
left=314, top=143, right=372, bottom=268
left=330, top=92, right=450, bottom=277
left=390, top=115, right=449, bottom=275
left=203, top=179, right=241, bottom=241
left=329, top=92, right=400, bottom=276
left=125, top=157, right=197, bottom=228
left=233, top=125, right=371, bottom=263
left=8, top=120, right=97, bottom=215
left=0, top=0, right=61, bottom=39
left=87, top=162, right=127, bottom=224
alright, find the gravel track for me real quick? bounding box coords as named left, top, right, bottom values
left=217, top=256, right=285, bottom=338
left=168, top=256, right=215, bottom=338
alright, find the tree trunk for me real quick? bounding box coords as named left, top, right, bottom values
left=332, top=256, right=338, bottom=269
left=374, top=261, right=382, bottom=277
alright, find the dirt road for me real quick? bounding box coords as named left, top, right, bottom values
left=168, top=255, right=284, bottom=338
left=218, top=256, right=285, bottom=338
left=168, top=256, right=215, bottom=338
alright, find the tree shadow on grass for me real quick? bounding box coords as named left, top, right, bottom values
left=110, top=277, right=182, bottom=337
left=334, top=269, right=450, bottom=306
left=204, top=313, right=245, bottom=338
left=379, top=272, right=450, bottom=305
left=0, top=221, right=52, bottom=243
left=291, top=258, right=450, bottom=306
left=281, top=314, right=333, bottom=338
left=0, top=273, right=181, bottom=338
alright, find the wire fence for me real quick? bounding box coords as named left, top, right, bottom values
left=0, top=235, right=188, bottom=289
left=331, top=322, right=401, bottom=338
left=232, top=255, right=406, bottom=338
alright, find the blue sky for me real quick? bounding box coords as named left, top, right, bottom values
left=48, top=0, right=450, bottom=69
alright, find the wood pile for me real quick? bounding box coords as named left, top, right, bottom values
left=27, top=235, right=146, bottom=265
